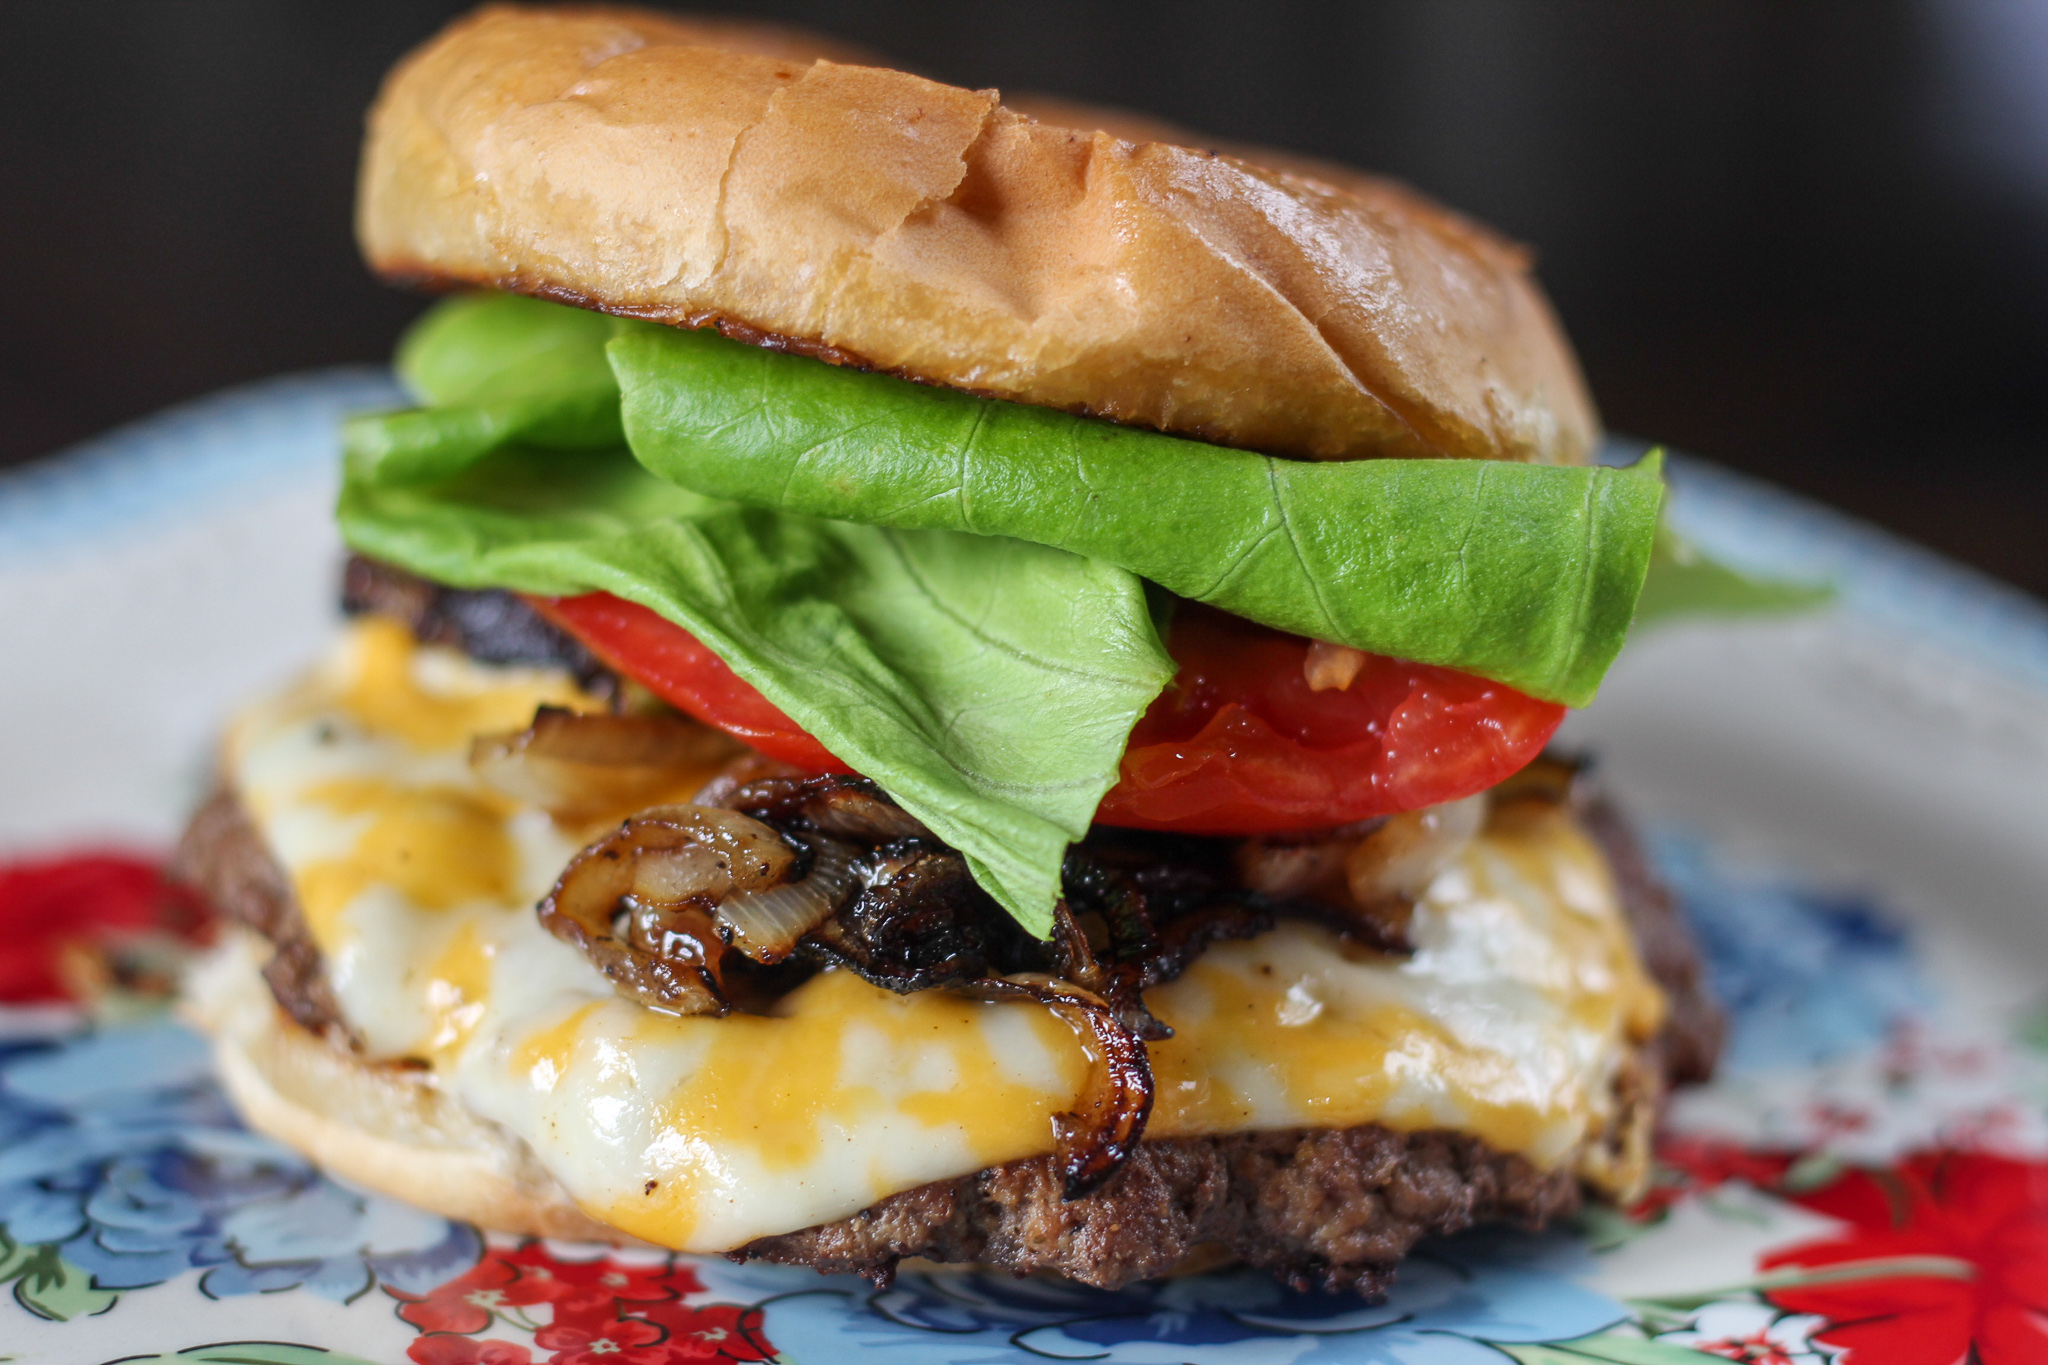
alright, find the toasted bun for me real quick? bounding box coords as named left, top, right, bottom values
left=184, top=934, right=637, bottom=1245
left=359, top=5, right=1598, bottom=464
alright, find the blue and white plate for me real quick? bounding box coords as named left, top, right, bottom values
left=2, top=372, right=2045, bottom=1365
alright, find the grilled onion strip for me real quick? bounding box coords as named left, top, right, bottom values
left=714, top=837, right=859, bottom=962
left=964, top=974, right=1155, bottom=1201
left=539, top=804, right=858, bottom=1013
left=472, top=707, right=740, bottom=822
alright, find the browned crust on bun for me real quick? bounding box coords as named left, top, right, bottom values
left=185, top=935, right=641, bottom=1247
left=358, top=5, right=1600, bottom=464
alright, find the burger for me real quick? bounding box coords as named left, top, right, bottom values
left=176, top=4, right=1721, bottom=1299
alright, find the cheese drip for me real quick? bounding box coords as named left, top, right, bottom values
left=226, top=619, right=1666, bottom=1251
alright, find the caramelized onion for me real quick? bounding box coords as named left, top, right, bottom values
left=710, top=771, right=933, bottom=843
left=472, top=708, right=741, bottom=821
left=965, top=974, right=1154, bottom=1200
left=800, top=841, right=1019, bottom=994
left=540, top=804, right=868, bottom=1007
left=540, top=829, right=728, bottom=1016
left=798, top=786, right=931, bottom=842
left=1046, top=898, right=1171, bottom=1041
left=1347, top=793, right=1487, bottom=904
left=716, top=838, right=859, bottom=963
left=1231, top=827, right=1375, bottom=901
left=1232, top=794, right=1486, bottom=933
left=539, top=804, right=802, bottom=1014
left=633, top=842, right=736, bottom=903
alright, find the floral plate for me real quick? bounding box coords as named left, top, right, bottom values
left=1, top=373, right=2045, bottom=1365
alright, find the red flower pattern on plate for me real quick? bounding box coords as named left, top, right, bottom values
left=394, top=1255, right=547, bottom=1335
left=637, top=1299, right=777, bottom=1362
left=391, top=1245, right=707, bottom=1336
left=1658, top=1300, right=1834, bottom=1364
left=503, top=1242, right=693, bottom=1318
left=408, top=1338, right=535, bottom=1365
left=393, top=1242, right=776, bottom=1365
left=1631, top=1136, right=1797, bottom=1223
left=1763, top=1150, right=2048, bottom=1364
left=1698, top=1329, right=1805, bottom=1364
left=0, top=852, right=209, bottom=1002
left=533, top=1313, right=670, bottom=1365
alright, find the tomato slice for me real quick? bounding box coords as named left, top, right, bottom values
left=526, top=594, right=851, bottom=773
left=1094, top=604, right=1564, bottom=834
left=529, top=593, right=1561, bottom=835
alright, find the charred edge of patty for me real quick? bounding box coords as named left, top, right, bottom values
left=342, top=555, right=619, bottom=701
left=733, top=1100, right=1629, bottom=1296
left=176, top=789, right=355, bottom=1046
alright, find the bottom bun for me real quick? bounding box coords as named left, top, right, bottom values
left=185, top=934, right=639, bottom=1245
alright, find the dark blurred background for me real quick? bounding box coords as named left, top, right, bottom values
left=3, top=2, right=2044, bottom=594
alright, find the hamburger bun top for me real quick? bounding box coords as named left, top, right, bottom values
left=359, top=4, right=1599, bottom=464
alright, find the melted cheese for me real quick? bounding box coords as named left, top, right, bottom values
left=226, top=621, right=1667, bottom=1251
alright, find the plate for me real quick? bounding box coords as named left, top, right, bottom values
left=2, top=373, right=2045, bottom=1364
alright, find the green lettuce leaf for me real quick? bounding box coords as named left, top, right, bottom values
left=609, top=323, right=1662, bottom=707
left=344, top=293, right=625, bottom=486
left=339, top=443, right=1173, bottom=936
left=1634, top=522, right=1835, bottom=626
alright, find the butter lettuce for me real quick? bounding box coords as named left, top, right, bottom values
left=351, top=296, right=1661, bottom=706
left=344, top=294, right=624, bottom=486
left=1635, top=523, right=1834, bottom=625
left=340, top=444, right=1172, bottom=937
left=609, top=324, right=1660, bottom=708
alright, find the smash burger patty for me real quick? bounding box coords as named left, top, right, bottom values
left=174, top=4, right=1716, bottom=1302
left=180, top=568, right=1717, bottom=1295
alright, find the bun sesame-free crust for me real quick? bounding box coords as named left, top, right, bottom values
left=186, top=934, right=634, bottom=1245
left=358, top=5, right=1599, bottom=464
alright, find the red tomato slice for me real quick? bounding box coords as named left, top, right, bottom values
left=529, top=593, right=1562, bottom=835
left=527, top=594, right=851, bottom=773
left=1094, top=604, right=1564, bottom=834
